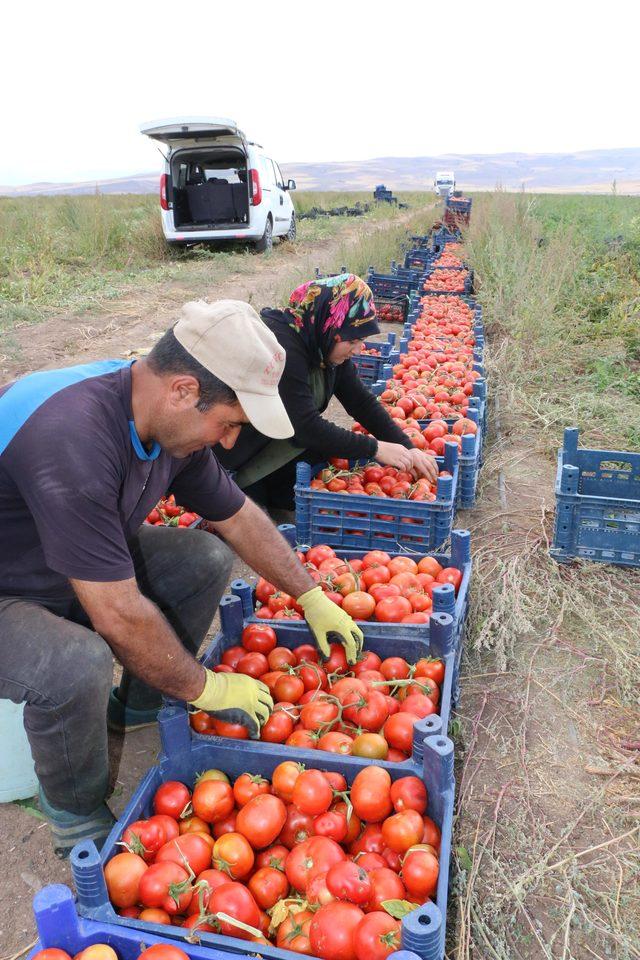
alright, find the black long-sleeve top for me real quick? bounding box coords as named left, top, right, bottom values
left=216, top=309, right=412, bottom=471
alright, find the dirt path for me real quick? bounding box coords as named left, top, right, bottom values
left=1, top=212, right=417, bottom=380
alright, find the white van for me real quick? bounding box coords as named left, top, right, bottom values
left=140, top=117, right=297, bottom=252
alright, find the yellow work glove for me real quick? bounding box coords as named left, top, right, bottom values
left=297, top=586, right=364, bottom=665
left=190, top=669, right=273, bottom=739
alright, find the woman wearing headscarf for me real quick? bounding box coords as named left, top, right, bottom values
left=214, top=273, right=437, bottom=508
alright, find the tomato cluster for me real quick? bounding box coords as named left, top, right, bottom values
left=353, top=413, right=477, bottom=453
left=422, top=269, right=469, bottom=293
left=255, top=542, right=461, bottom=624
left=376, top=302, right=405, bottom=323
left=103, top=764, right=441, bottom=960
left=310, top=460, right=442, bottom=502
left=432, top=252, right=464, bottom=268
left=373, top=295, right=481, bottom=420
left=191, top=621, right=446, bottom=759
left=358, top=346, right=382, bottom=357
left=145, top=496, right=199, bottom=528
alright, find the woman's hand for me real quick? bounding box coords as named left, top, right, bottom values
left=375, top=441, right=416, bottom=471
left=375, top=442, right=439, bottom=485
left=407, top=448, right=439, bottom=485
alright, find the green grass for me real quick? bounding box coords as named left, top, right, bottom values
left=466, top=192, right=640, bottom=448
left=0, top=191, right=433, bottom=331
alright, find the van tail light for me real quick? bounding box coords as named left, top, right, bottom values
left=160, top=174, right=169, bottom=210
left=250, top=168, right=262, bottom=206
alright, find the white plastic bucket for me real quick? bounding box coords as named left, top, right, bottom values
left=0, top=699, right=38, bottom=802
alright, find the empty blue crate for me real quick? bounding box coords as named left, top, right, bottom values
left=295, top=443, right=459, bottom=552
left=70, top=708, right=455, bottom=960
left=551, top=427, right=640, bottom=568
left=352, top=332, right=396, bottom=385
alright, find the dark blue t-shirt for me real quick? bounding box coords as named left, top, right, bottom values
left=0, top=359, right=245, bottom=602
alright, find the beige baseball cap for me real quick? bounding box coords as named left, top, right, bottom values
left=173, top=300, right=294, bottom=440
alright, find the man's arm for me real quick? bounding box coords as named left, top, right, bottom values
left=210, top=498, right=316, bottom=597
left=211, top=499, right=364, bottom=664
left=70, top=577, right=206, bottom=701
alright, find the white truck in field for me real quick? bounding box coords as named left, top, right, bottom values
left=434, top=171, right=456, bottom=198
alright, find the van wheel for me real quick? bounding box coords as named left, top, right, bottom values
left=282, top=213, right=297, bottom=243
left=255, top=217, right=273, bottom=253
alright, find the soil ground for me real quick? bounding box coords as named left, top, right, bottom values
left=2, top=216, right=638, bottom=960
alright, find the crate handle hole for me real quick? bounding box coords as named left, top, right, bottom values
left=77, top=849, right=90, bottom=859
left=437, top=739, right=447, bottom=747
left=418, top=914, right=432, bottom=926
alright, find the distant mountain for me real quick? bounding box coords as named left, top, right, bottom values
left=2, top=149, right=640, bottom=196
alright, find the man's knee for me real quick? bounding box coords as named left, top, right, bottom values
left=49, top=630, right=113, bottom=709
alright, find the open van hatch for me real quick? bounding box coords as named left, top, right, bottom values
left=170, top=147, right=250, bottom=231
left=140, top=117, right=245, bottom=144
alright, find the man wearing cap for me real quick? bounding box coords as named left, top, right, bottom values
left=0, top=299, right=363, bottom=857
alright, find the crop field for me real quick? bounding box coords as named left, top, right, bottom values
left=1, top=189, right=639, bottom=960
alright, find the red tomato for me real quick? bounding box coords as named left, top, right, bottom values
left=192, top=780, right=235, bottom=823
left=138, top=861, right=192, bottom=915
left=260, top=709, right=295, bottom=743
left=221, top=645, right=246, bottom=669
left=390, top=784, right=428, bottom=827
left=351, top=767, right=393, bottom=823
left=292, top=769, right=334, bottom=815
left=268, top=647, right=297, bottom=670
left=235, top=794, right=288, bottom=849
left=241, top=623, right=277, bottom=654
left=306, top=545, right=337, bottom=566
left=294, top=644, right=320, bottom=664
left=375, top=596, right=412, bottom=622
left=278, top=805, right=316, bottom=849
left=153, top=781, right=190, bottom=820
left=121, top=818, right=166, bottom=862
left=326, top=860, right=372, bottom=904
left=248, top=865, right=289, bottom=910
left=155, top=833, right=213, bottom=875
left=255, top=844, right=289, bottom=871
left=366, top=867, right=406, bottom=911
left=212, top=832, right=255, bottom=879
left=354, top=912, right=401, bottom=960
left=380, top=809, right=424, bottom=854
left=309, top=901, right=365, bottom=960
left=104, top=852, right=147, bottom=908
left=236, top=652, right=269, bottom=679
left=286, top=836, right=346, bottom=892
left=209, top=882, right=262, bottom=938
left=383, top=712, right=415, bottom=754
left=402, top=848, right=439, bottom=900
left=436, top=567, right=462, bottom=592
left=414, top=658, right=445, bottom=685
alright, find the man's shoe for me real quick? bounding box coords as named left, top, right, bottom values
left=107, top=687, right=160, bottom=733
left=38, top=787, right=116, bottom=860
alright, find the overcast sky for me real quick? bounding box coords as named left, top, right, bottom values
left=2, top=0, right=638, bottom=185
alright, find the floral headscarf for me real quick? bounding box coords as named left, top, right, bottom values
left=284, top=273, right=379, bottom=362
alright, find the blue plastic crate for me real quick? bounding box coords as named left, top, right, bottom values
left=351, top=333, right=396, bottom=385
left=367, top=269, right=422, bottom=298
left=71, top=708, right=455, bottom=960
left=235, top=525, right=471, bottom=654
left=551, top=427, right=640, bottom=568
left=28, top=884, right=243, bottom=960
left=295, top=444, right=459, bottom=552
left=200, top=596, right=457, bottom=736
